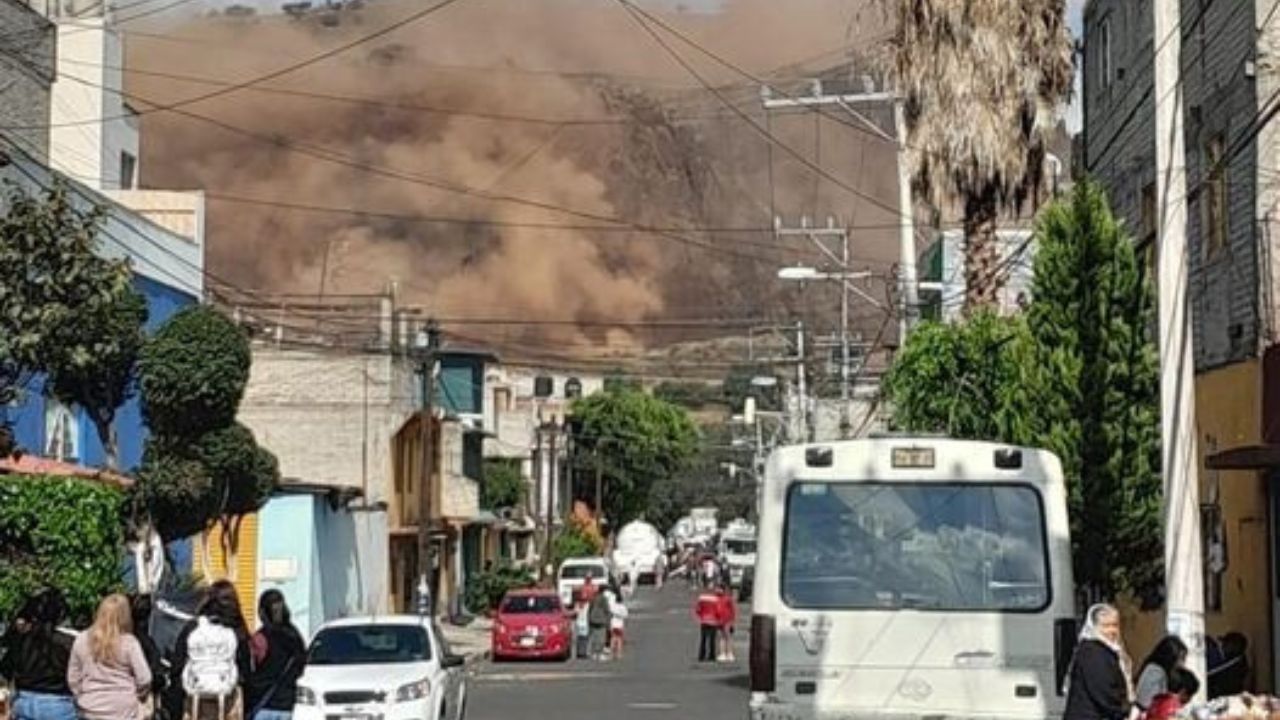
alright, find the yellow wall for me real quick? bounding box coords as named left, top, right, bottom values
left=193, top=515, right=260, bottom=628
left=1196, top=359, right=1270, bottom=691
left=1119, top=361, right=1269, bottom=691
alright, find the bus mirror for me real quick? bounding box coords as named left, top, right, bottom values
left=805, top=446, right=833, bottom=467
left=994, top=448, right=1023, bottom=469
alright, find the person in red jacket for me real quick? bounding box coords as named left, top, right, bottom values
left=715, top=585, right=737, bottom=662
left=694, top=586, right=721, bottom=662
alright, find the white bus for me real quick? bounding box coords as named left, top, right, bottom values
left=749, top=437, right=1077, bottom=720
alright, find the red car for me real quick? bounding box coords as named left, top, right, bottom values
left=491, top=589, right=573, bottom=662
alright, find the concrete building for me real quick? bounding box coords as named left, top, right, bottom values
left=1082, top=0, right=1278, bottom=689
left=0, top=0, right=56, bottom=163
left=236, top=340, right=417, bottom=617
left=484, top=365, right=605, bottom=561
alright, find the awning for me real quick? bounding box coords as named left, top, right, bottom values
left=1205, top=444, right=1280, bottom=470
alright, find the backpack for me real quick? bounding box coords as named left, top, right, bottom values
left=182, top=617, right=239, bottom=698
left=588, top=592, right=610, bottom=626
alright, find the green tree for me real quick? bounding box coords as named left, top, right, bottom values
left=571, top=387, right=699, bottom=527
left=882, top=312, right=1032, bottom=441
left=881, top=181, right=1163, bottom=605
left=1023, top=180, right=1162, bottom=605
left=0, top=180, right=148, bottom=462
left=135, top=306, right=279, bottom=574
left=647, top=423, right=755, bottom=532
left=481, top=458, right=525, bottom=510
left=138, top=305, right=251, bottom=438
left=44, top=289, right=148, bottom=469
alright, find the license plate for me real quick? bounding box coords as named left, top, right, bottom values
left=329, top=715, right=373, bottom=720
left=520, top=636, right=537, bottom=647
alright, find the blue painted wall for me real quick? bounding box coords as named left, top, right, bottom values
left=2, top=273, right=196, bottom=471
left=256, top=493, right=364, bottom=640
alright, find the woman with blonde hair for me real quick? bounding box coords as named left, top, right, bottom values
left=67, top=594, right=153, bottom=720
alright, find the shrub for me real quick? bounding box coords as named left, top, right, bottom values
left=0, top=475, right=125, bottom=625
left=463, top=563, right=536, bottom=615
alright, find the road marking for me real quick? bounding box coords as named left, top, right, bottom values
left=628, top=702, right=678, bottom=710
left=476, top=670, right=617, bottom=683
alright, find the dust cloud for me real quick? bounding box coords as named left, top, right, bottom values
left=130, top=0, right=902, bottom=350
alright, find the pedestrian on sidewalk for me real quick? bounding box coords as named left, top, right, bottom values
left=607, top=589, right=628, bottom=661
left=2, top=589, right=77, bottom=720
left=67, top=594, right=153, bottom=720
left=1064, top=603, right=1133, bottom=720
left=694, top=585, right=720, bottom=663
left=714, top=585, right=736, bottom=663
left=246, top=590, right=305, bottom=720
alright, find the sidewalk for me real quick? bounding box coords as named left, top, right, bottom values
left=441, top=616, right=493, bottom=667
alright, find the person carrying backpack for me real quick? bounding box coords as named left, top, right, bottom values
left=165, top=581, right=251, bottom=720
left=245, top=591, right=305, bottom=720
left=587, top=589, right=611, bottom=661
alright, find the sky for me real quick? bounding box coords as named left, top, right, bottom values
left=1068, top=0, right=1086, bottom=132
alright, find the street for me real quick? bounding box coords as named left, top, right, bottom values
left=467, top=585, right=749, bottom=720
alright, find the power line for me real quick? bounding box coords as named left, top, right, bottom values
left=9, top=0, right=468, bottom=131
left=614, top=0, right=905, bottom=223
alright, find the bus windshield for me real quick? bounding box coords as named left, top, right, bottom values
left=782, top=482, right=1050, bottom=612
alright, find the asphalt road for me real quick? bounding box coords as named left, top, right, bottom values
left=466, top=583, right=749, bottom=720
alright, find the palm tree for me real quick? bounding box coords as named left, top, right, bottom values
left=888, top=0, right=1073, bottom=310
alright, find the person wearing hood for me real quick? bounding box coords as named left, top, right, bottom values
left=1065, top=604, right=1133, bottom=720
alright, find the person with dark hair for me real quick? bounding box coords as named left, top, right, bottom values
left=1136, top=635, right=1188, bottom=710
left=1145, top=667, right=1201, bottom=720
left=1208, top=632, right=1249, bottom=698
left=129, top=594, right=166, bottom=702
left=0, top=589, right=76, bottom=720
left=245, top=590, right=305, bottom=720
left=164, top=581, right=253, bottom=720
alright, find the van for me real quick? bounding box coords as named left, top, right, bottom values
left=556, top=557, right=613, bottom=607
left=749, top=438, right=1077, bottom=720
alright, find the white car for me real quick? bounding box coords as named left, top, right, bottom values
left=556, top=556, right=613, bottom=606
left=294, top=615, right=468, bottom=720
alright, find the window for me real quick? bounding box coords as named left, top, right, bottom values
left=782, top=482, right=1050, bottom=611
left=499, top=594, right=562, bottom=615
left=1202, top=134, right=1228, bottom=258
left=43, top=399, right=79, bottom=461
left=308, top=625, right=431, bottom=665
left=1099, top=17, right=1114, bottom=90
left=119, top=151, right=137, bottom=190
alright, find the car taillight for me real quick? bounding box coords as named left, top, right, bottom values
left=750, top=614, right=776, bottom=693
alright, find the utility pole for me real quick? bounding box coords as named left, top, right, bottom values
left=795, top=320, right=809, bottom=443
left=1153, top=0, right=1206, bottom=688
left=544, top=422, right=558, bottom=581
left=763, top=80, right=919, bottom=340
left=594, top=446, right=603, bottom=520
left=414, top=320, right=440, bottom=616
left=532, top=422, right=544, bottom=578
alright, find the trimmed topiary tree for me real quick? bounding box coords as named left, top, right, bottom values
left=138, top=305, right=251, bottom=438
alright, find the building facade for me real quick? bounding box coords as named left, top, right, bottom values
left=0, top=0, right=55, bottom=163
left=1083, top=0, right=1278, bottom=689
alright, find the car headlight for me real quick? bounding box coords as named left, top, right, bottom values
left=296, top=686, right=317, bottom=706
left=395, top=678, right=432, bottom=703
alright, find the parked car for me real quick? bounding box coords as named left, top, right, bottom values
left=490, top=589, right=573, bottom=662
left=556, top=556, right=613, bottom=606
left=294, top=615, right=468, bottom=720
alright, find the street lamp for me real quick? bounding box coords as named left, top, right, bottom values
left=777, top=266, right=873, bottom=438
